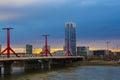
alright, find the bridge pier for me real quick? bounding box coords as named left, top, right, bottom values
left=0, top=66, right=2, bottom=75
left=0, top=56, right=84, bottom=74
left=41, top=59, right=52, bottom=70
left=72, top=58, right=83, bottom=62
left=59, top=59, right=73, bottom=67
left=52, top=59, right=67, bottom=68
left=48, top=60, right=52, bottom=70
left=41, top=62, right=44, bottom=70
left=24, top=59, right=52, bottom=71
left=24, top=60, right=41, bottom=72
left=3, top=61, right=13, bottom=75
left=52, top=58, right=82, bottom=68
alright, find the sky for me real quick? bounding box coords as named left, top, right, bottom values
left=0, top=0, right=120, bottom=50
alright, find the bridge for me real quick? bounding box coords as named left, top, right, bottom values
left=0, top=55, right=84, bottom=61
left=0, top=28, right=84, bottom=75
left=0, top=54, right=84, bottom=75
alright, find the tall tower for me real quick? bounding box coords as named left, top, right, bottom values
left=65, top=22, right=76, bottom=55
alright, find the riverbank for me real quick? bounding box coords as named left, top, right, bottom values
left=72, top=60, right=120, bottom=66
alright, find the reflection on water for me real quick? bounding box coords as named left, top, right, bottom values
left=0, top=66, right=120, bottom=80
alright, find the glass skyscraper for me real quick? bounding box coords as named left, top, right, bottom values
left=65, top=22, right=76, bottom=55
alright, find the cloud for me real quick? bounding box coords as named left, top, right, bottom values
left=0, top=0, right=120, bottom=48
left=0, top=0, right=66, bottom=20
left=0, top=0, right=65, bottom=7
left=80, top=0, right=98, bottom=5
left=82, top=0, right=120, bottom=6
left=0, top=0, right=38, bottom=7
left=0, top=12, right=25, bottom=21
left=0, top=0, right=119, bottom=7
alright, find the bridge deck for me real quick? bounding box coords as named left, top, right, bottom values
left=0, top=56, right=84, bottom=61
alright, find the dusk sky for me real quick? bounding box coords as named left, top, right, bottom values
left=0, top=0, right=120, bottom=50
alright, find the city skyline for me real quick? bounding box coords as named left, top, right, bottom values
left=0, top=0, right=120, bottom=51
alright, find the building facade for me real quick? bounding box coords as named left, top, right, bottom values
left=26, top=44, right=33, bottom=54
left=77, top=46, right=89, bottom=56
left=65, top=22, right=76, bottom=55
left=93, top=50, right=111, bottom=57
left=53, top=50, right=65, bottom=56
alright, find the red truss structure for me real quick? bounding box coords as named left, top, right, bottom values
left=0, top=28, right=19, bottom=58
left=65, top=39, right=72, bottom=56
left=40, top=35, right=52, bottom=57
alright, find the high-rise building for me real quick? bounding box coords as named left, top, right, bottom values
left=26, top=44, right=33, bottom=54
left=65, top=22, right=76, bottom=55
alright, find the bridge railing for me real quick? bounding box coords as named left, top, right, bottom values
left=0, top=54, right=40, bottom=58
left=0, top=53, right=66, bottom=58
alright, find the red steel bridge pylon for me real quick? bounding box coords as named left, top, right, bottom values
left=65, top=39, right=72, bottom=56
left=0, top=28, right=19, bottom=58
left=40, top=35, right=52, bottom=57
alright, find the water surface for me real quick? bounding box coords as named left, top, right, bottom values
left=0, top=66, right=120, bottom=80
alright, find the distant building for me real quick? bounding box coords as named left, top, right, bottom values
left=63, top=45, right=66, bottom=51
left=88, top=50, right=94, bottom=56
left=113, top=52, right=120, bottom=56
left=65, top=22, right=76, bottom=55
left=26, top=44, right=33, bottom=54
left=53, top=50, right=65, bottom=56
left=93, top=50, right=111, bottom=57
left=77, top=46, right=89, bottom=56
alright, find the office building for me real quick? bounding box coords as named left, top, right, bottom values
left=77, top=46, right=89, bottom=56
left=93, top=50, right=111, bottom=57
left=65, top=22, right=76, bottom=55
left=53, top=50, right=65, bottom=56
left=26, top=44, right=33, bottom=54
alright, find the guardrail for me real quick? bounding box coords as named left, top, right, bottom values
left=0, top=55, right=84, bottom=61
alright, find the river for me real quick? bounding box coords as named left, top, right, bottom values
left=0, top=66, right=120, bottom=80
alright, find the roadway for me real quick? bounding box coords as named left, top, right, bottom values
left=0, top=55, right=84, bottom=61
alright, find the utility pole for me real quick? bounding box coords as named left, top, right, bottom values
left=106, top=40, right=110, bottom=55
left=116, top=45, right=119, bottom=52
left=40, top=35, right=52, bottom=56
left=0, top=28, right=19, bottom=58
